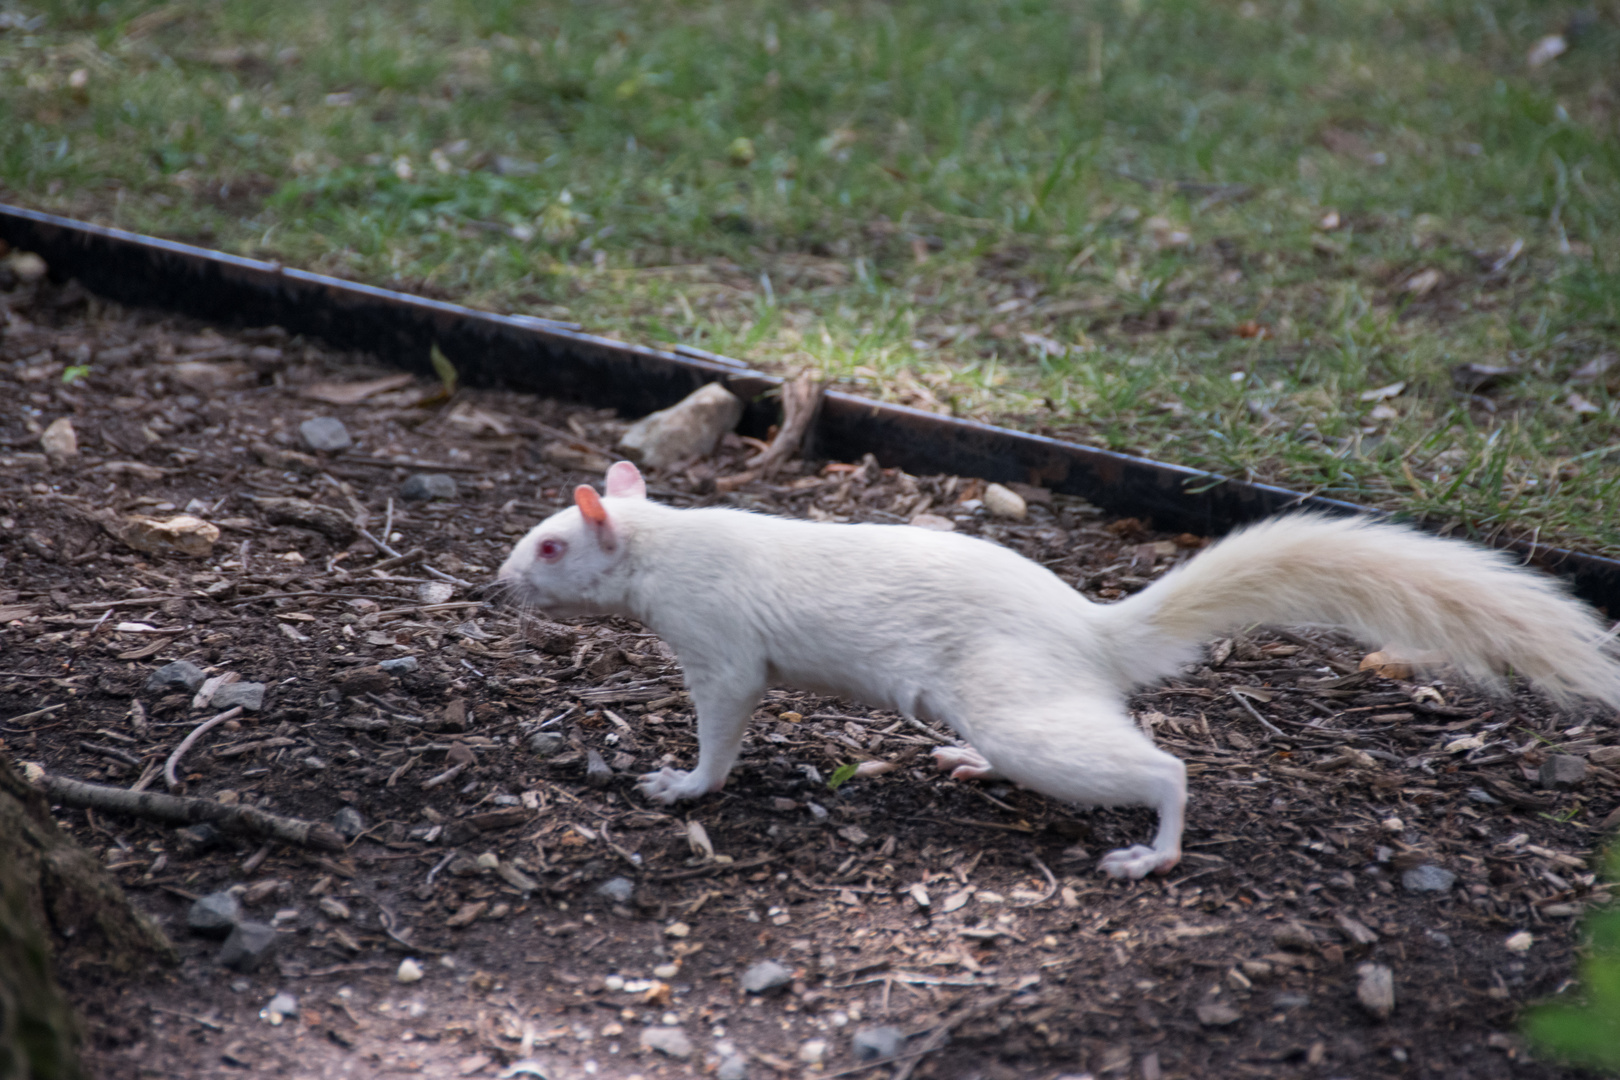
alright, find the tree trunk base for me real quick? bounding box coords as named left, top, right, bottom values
left=0, top=759, right=174, bottom=1080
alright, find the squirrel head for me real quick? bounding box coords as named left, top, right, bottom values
left=497, top=461, right=647, bottom=616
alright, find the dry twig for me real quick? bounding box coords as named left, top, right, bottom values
left=40, top=773, right=345, bottom=851
left=165, top=706, right=243, bottom=790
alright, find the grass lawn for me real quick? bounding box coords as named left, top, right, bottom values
left=2, top=0, right=1617, bottom=551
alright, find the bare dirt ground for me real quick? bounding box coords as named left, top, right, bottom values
left=1, top=266, right=1616, bottom=1080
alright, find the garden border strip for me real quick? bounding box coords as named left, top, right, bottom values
left=4, top=201, right=1616, bottom=613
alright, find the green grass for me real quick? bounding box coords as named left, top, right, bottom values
left=3, top=0, right=1618, bottom=551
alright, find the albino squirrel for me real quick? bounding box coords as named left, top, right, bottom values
left=498, top=461, right=1620, bottom=880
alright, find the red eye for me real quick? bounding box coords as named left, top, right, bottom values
left=538, top=539, right=566, bottom=561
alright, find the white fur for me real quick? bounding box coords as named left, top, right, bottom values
left=499, top=463, right=1620, bottom=880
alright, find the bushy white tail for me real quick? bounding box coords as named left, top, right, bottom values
left=1102, top=515, right=1620, bottom=707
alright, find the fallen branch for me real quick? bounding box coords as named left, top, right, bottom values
left=165, top=706, right=243, bottom=790
left=747, top=371, right=825, bottom=472
left=40, top=773, right=345, bottom=852
left=716, top=373, right=825, bottom=492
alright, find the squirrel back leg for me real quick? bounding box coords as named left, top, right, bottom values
left=951, top=698, right=1187, bottom=880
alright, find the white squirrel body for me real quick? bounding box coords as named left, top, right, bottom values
left=500, top=462, right=1620, bottom=879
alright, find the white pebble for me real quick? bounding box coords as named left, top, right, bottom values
left=982, top=483, right=1027, bottom=520
left=396, top=958, right=424, bottom=983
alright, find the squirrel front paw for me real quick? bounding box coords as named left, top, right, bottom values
left=637, top=767, right=712, bottom=805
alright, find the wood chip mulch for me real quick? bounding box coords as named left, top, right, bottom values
left=1, top=269, right=1615, bottom=1080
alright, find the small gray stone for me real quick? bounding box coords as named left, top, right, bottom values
left=1539, top=754, right=1588, bottom=791
left=717, top=1054, right=748, bottom=1080
left=1272, top=921, right=1317, bottom=950
left=378, top=656, right=419, bottom=675
left=595, top=877, right=635, bottom=904
left=1401, top=865, right=1457, bottom=893
left=399, top=473, right=458, bottom=500
left=1356, top=962, right=1395, bottom=1020
left=146, top=660, right=206, bottom=693
left=529, top=731, right=567, bottom=757
left=1195, top=1001, right=1242, bottom=1027
left=265, top=992, right=299, bottom=1019
left=639, top=1026, right=693, bottom=1060
left=585, top=748, right=613, bottom=787
left=331, top=807, right=365, bottom=840
left=188, top=891, right=242, bottom=938
left=212, top=681, right=266, bottom=711
left=218, top=921, right=279, bottom=972
left=299, top=416, right=352, bottom=452
left=852, top=1026, right=906, bottom=1062
left=739, top=960, right=794, bottom=994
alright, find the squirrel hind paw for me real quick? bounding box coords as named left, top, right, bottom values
left=637, top=767, right=710, bottom=805
left=1097, top=845, right=1180, bottom=880
left=930, top=745, right=1002, bottom=781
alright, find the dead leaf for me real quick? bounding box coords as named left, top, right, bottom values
left=687, top=820, right=715, bottom=859
left=1526, top=34, right=1567, bottom=68
left=1359, top=381, right=1406, bottom=403
left=117, top=514, right=220, bottom=558
left=40, top=417, right=78, bottom=462
left=1359, top=651, right=1413, bottom=680
left=446, top=901, right=488, bottom=928
left=301, top=373, right=416, bottom=405
left=1451, top=363, right=1519, bottom=394
left=1566, top=392, right=1601, bottom=415
left=447, top=403, right=513, bottom=437
left=1401, top=269, right=1442, bottom=297
left=1233, top=320, right=1272, bottom=340
left=540, top=441, right=613, bottom=473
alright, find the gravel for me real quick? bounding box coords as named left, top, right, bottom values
left=399, top=473, right=459, bottom=500
left=217, top=921, right=279, bottom=972
left=298, top=416, right=352, bottom=452
left=739, top=960, right=794, bottom=994
left=187, top=890, right=242, bottom=937
left=1401, top=865, right=1458, bottom=893
left=638, top=1027, right=693, bottom=1059
left=852, top=1025, right=907, bottom=1061
left=145, top=660, right=207, bottom=693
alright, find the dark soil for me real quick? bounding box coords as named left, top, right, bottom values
left=1, top=270, right=1615, bottom=1080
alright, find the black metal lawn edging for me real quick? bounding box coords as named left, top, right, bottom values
left=4, top=201, right=1618, bottom=613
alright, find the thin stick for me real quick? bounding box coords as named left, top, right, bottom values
left=3, top=703, right=66, bottom=725
left=165, top=706, right=243, bottom=790
left=369, top=546, right=423, bottom=573
left=41, top=773, right=345, bottom=851
left=1016, top=855, right=1059, bottom=907
left=420, top=761, right=467, bottom=790
left=1228, top=690, right=1287, bottom=738
left=356, top=525, right=472, bottom=588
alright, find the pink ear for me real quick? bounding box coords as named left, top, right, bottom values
left=575, top=485, right=607, bottom=524
left=574, top=485, right=617, bottom=550
left=605, top=461, right=647, bottom=499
